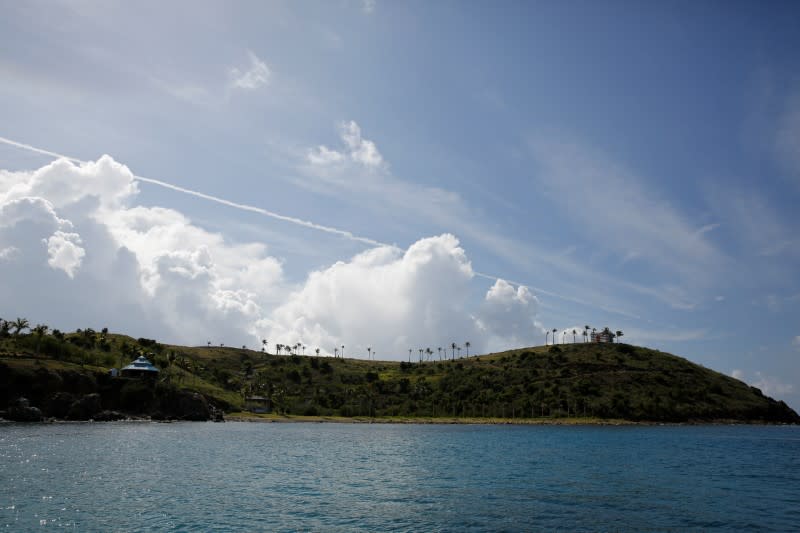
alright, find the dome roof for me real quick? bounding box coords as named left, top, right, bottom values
left=122, top=355, right=159, bottom=373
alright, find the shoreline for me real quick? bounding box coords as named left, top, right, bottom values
left=2, top=414, right=796, bottom=426
left=222, top=413, right=797, bottom=426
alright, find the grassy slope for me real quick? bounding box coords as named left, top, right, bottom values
left=1, top=332, right=798, bottom=423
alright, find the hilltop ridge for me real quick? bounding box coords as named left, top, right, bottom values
left=1, top=328, right=797, bottom=423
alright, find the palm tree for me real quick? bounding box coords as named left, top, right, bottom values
left=262, top=339, right=267, bottom=353
left=12, top=317, right=29, bottom=337
left=408, top=348, right=412, bottom=362
left=32, top=324, right=49, bottom=356
left=562, top=331, right=567, bottom=344
left=546, top=330, right=550, bottom=346
left=572, top=329, right=577, bottom=343
left=465, top=341, right=471, bottom=357
left=315, top=348, right=320, bottom=356
left=367, top=347, right=372, bottom=360
left=302, top=345, right=306, bottom=355
left=419, top=348, right=423, bottom=362
left=552, top=328, right=557, bottom=344
left=584, top=325, right=590, bottom=342
left=592, top=328, right=597, bottom=342
left=341, top=345, right=345, bottom=359
left=457, top=346, right=461, bottom=358
left=276, top=343, right=283, bottom=355
left=438, top=347, right=442, bottom=360
left=615, top=330, right=624, bottom=343
left=334, top=347, right=339, bottom=358
left=451, top=342, right=457, bottom=360
left=207, top=340, right=211, bottom=348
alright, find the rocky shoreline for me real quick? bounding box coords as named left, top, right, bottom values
left=0, top=362, right=227, bottom=422
left=1, top=393, right=225, bottom=423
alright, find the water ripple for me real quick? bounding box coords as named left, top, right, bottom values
left=0, top=423, right=798, bottom=530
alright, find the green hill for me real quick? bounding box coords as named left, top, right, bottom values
left=1, top=327, right=797, bottom=423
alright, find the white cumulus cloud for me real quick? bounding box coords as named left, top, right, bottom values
left=0, top=156, right=542, bottom=357
left=258, top=234, right=476, bottom=356
left=308, top=120, right=384, bottom=170
left=45, top=231, right=85, bottom=278
left=229, top=50, right=271, bottom=90
left=259, top=235, right=542, bottom=358
left=0, top=156, right=283, bottom=344
left=477, top=279, right=542, bottom=351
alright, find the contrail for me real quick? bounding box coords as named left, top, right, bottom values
left=0, top=136, right=81, bottom=163
left=0, top=136, right=392, bottom=248
left=0, top=135, right=637, bottom=319
left=133, top=174, right=391, bottom=248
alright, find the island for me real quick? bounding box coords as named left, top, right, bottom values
left=1, top=322, right=797, bottom=424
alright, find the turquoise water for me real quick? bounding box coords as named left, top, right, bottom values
left=1, top=422, right=799, bottom=531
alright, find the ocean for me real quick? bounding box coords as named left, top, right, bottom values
left=1, top=422, right=798, bottom=531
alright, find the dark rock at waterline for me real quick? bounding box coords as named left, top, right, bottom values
left=44, top=392, right=76, bottom=419
left=150, top=391, right=211, bottom=421
left=7, top=397, right=43, bottom=422
left=67, top=393, right=102, bottom=420
left=93, top=410, right=126, bottom=421
left=2, top=364, right=222, bottom=421
left=173, top=391, right=210, bottom=421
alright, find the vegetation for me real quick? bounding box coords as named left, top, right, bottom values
left=0, top=317, right=797, bottom=423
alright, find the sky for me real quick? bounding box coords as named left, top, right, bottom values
left=1, top=1, right=799, bottom=408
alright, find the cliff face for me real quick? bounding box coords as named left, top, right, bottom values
left=0, top=362, right=219, bottom=421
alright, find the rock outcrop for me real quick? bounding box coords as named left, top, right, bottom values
left=6, top=397, right=43, bottom=422
left=66, top=393, right=102, bottom=420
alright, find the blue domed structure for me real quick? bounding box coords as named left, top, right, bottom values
left=121, top=355, right=160, bottom=377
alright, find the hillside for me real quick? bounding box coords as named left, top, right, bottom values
left=1, top=328, right=797, bottom=423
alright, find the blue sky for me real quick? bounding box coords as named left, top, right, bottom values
left=1, top=1, right=799, bottom=408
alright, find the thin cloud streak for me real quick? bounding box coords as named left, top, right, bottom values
left=0, top=136, right=390, bottom=248
left=1, top=135, right=639, bottom=319
left=0, top=136, right=80, bottom=163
